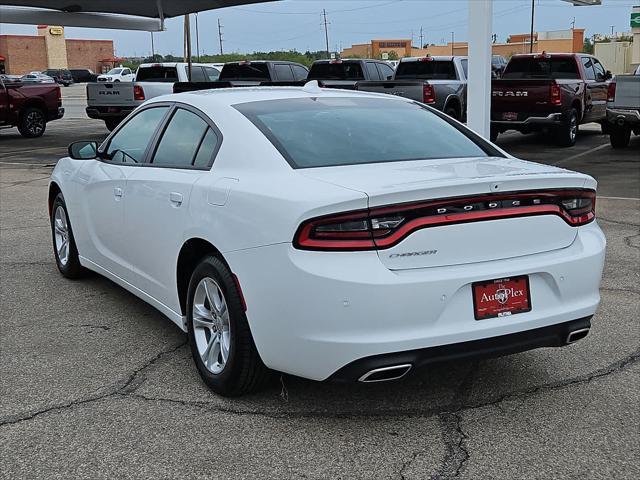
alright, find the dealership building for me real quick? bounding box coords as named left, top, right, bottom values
left=0, top=25, right=115, bottom=75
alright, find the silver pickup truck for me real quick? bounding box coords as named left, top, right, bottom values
left=355, top=56, right=468, bottom=120
left=86, top=62, right=220, bottom=130
left=606, top=72, right=640, bottom=148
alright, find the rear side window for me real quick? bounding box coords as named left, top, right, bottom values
left=292, top=65, right=309, bottom=80
left=219, top=63, right=270, bottom=81
left=236, top=97, right=492, bottom=169
left=365, top=62, right=381, bottom=80
left=395, top=60, right=457, bottom=80
left=136, top=66, right=179, bottom=82
left=185, top=66, right=207, bottom=82
left=502, top=57, right=580, bottom=79
left=274, top=64, right=294, bottom=81
left=307, top=62, right=365, bottom=80
left=460, top=59, right=468, bottom=78
left=203, top=67, right=220, bottom=81
left=376, top=62, right=395, bottom=80
left=151, top=108, right=220, bottom=168
left=105, top=106, right=168, bottom=164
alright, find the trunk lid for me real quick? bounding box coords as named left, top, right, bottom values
left=300, top=157, right=590, bottom=270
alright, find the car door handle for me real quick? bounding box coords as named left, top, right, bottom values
left=113, top=187, right=123, bottom=198
left=169, top=192, right=183, bottom=206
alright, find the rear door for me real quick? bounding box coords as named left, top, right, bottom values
left=0, top=80, right=8, bottom=123
left=121, top=104, right=222, bottom=310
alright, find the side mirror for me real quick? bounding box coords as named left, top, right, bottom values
left=605, top=70, right=613, bottom=80
left=68, top=141, right=98, bottom=160
left=386, top=75, right=393, bottom=80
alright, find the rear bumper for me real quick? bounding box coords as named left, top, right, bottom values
left=86, top=106, right=133, bottom=120
left=330, top=316, right=591, bottom=382
left=225, top=221, right=606, bottom=381
left=607, top=108, right=640, bottom=126
left=492, top=112, right=563, bottom=128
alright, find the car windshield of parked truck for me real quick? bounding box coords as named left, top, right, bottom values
left=135, top=66, right=179, bottom=82
left=236, top=97, right=493, bottom=168
left=307, top=62, right=365, bottom=80
left=219, top=63, right=270, bottom=81
left=502, top=57, right=579, bottom=79
left=395, top=60, right=457, bottom=80
left=107, top=68, right=123, bottom=75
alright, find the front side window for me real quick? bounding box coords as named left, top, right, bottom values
left=365, top=62, right=381, bottom=80
left=236, top=97, right=494, bottom=169
left=104, top=106, right=168, bottom=164
left=581, top=57, right=596, bottom=80
left=203, top=67, right=220, bottom=81
left=107, top=68, right=123, bottom=75
left=274, top=64, right=294, bottom=81
left=592, top=59, right=606, bottom=81
left=291, top=65, right=309, bottom=80
left=185, top=66, right=207, bottom=82
left=376, top=62, right=395, bottom=80
left=151, top=108, right=218, bottom=168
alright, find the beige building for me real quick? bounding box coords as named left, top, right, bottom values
left=341, top=29, right=585, bottom=60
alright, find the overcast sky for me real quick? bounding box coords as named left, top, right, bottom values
left=0, top=0, right=637, bottom=57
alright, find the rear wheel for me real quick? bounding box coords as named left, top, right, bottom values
left=17, top=106, right=46, bottom=138
left=555, top=108, right=578, bottom=147
left=186, top=255, right=271, bottom=396
left=444, top=105, right=460, bottom=121
left=609, top=125, right=631, bottom=148
left=51, top=193, right=85, bottom=279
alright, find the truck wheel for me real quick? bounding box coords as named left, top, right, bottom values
left=444, top=106, right=460, bottom=121
left=609, top=125, right=631, bottom=149
left=555, top=108, right=578, bottom=147
left=104, top=118, right=121, bottom=132
left=17, top=106, right=47, bottom=138
left=490, top=127, right=499, bottom=143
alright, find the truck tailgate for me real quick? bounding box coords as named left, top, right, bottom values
left=491, top=79, right=555, bottom=118
left=611, top=75, right=640, bottom=109
left=355, top=80, right=424, bottom=101
left=86, top=82, right=135, bottom=107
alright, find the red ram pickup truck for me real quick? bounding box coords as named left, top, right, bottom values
left=0, top=77, right=64, bottom=137
left=491, top=53, right=611, bottom=146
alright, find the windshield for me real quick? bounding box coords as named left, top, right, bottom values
left=107, top=68, right=123, bottom=75
left=219, top=63, right=270, bottom=81
left=395, top=60, right=457, bottom=80
left=235, top=97, right=492, bottom=168
left=307, top=62, right=365, bottom=80
left=502, top=57, right=579, bottom=79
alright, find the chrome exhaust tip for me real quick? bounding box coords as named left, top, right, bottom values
left=358, top=364, right=412, bottom=383
left=566, top=328, right=590, bottom=345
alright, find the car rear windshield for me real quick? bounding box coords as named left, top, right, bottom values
left=235, top=97, right=493, bottom=168
left=307, top=62, right=365, bottom=80
left=219, top=63, right=271, bottom=81
left=395, top=60, right=457, bottom=80
left=135, top=66, right=179, bottom=82
left=502, top=57, right=580, bottom=79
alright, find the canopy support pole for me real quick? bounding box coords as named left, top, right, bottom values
left=184, top=15, right=192, bottom=81
left=467, top=0, right=493, bottom=139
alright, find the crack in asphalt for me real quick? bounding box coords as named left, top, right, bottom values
left=624, top=233, right=640, bottom=250
left=0, top=340, right=187, bottom=427
left=597, top=216, right=640, bottom=228
left=601, top=286, right=640, bottom=295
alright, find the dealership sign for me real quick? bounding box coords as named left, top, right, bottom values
left=632, top=13, right=640, bottom=28
left=49, top=26, right=64, bottom=35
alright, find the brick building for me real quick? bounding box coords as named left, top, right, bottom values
left=0, top=25, right=114, bottom=75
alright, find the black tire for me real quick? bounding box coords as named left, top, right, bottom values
left=17, top=106, right=46, bottom=138
left=51, top=193, right=85, bottom=279
left=104, top=118, right=121, bottom=132
left=114, top=79, right=120, bottom=83
left=490, top=127, right=499, bottom=143
left=609, top=125, right=631, bottom=149
left=444, top=105, right=460, bottom=121
left=187, top=255, right=271, bottom=396
left=555, top=108, right=579, bottom=147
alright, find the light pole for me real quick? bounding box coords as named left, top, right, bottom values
left=529, top=0, right=536, bottom=53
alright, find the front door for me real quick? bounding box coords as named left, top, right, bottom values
left=82, top=104, right=170, bottom=277
left=121, top=105, right=221, bottom=312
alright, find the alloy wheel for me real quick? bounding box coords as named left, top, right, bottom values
left=26, top=111, right=45, bottom=136
left=192, top=277, right=231, bottom=374
left=53, top=206, right=70, bottom=266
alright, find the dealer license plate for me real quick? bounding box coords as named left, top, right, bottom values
left=502, top=112, right=518, bottom=121
left=472, top=276, right=531, bottom=320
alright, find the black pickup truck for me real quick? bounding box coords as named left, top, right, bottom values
left=218, top=60, right=309, bottom=85
left=491, top=53, right=611, bottom=146
left=306, top=59, right=395, bottom=89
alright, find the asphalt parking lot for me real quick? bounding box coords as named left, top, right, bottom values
left=1, top=85, right=639, bottom=479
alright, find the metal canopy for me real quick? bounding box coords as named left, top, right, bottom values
left=0, top=1, right=278, bottom=31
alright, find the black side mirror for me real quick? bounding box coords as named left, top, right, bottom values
left=68, top=141, right=98, bottom=160
left=605, top=70, right=613, bottom=80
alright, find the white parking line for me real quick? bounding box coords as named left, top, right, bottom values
left=599, top=196, right=640, bottom=201
left=551, top=143, right=609, bottom=165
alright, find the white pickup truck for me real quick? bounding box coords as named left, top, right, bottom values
left=86, top=62, right=221, bottom=130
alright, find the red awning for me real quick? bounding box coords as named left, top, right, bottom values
left=0, top=55, right=6, bottom=61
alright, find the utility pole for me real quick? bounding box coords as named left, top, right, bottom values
left=570, top=17, right=575, bottom=30
left=150, top=32, right=155, bottom=58
left=195, top=13, right=200, bottom=62
left=217, top=18, right=224, bottom=55
left=419, top=26, right=424, bottom=49
left=610, top=25, right=615, bottom=37
left=184, top=15, right=192, bottom=81
left=529, top=0, right=535, bottom=53
left=322, top=9, right=330, bottom=59
left=451, top=31, right=454, bottom=55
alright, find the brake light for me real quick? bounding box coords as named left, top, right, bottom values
left=607, top=82, right=616, bottom=102
left=419, top=55, right=433, bottom=62
left=422, top=84, right=436, bottom=104
left=293, top=189, right=596, bottom=251
left=550, top=83, right=561, bottom=106
left=133, top=85, right=145, bottom=101
left=329, top=59, right=342, bottom=64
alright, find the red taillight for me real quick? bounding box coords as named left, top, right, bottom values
left=550, top=83, right=561, bottom=106
left=133, top=85, right=145, bottom=101
left=293, top=189, right=596, bottom=251
left=422, top=84, right=436, bottom=104
left=607, top=82, right=616, bottom=102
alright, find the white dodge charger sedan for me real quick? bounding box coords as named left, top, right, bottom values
left=49, top=83, right=606, bottom=396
